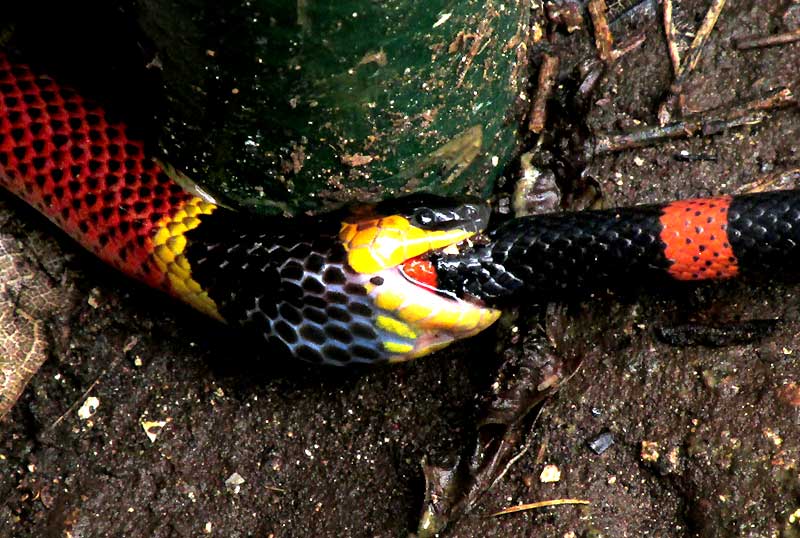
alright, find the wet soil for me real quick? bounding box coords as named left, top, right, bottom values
left=3, top=1, right=800, bottom=537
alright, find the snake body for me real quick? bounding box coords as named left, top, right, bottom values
left=0, top=53, right=499, bottom=366
left=3, top=52, right=800, bottom=367
left=433, top=192, right=800, bottom=304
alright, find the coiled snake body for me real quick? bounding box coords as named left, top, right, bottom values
left=2, top=52, right=800, bottom=365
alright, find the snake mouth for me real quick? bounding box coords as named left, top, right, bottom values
left=323, top=198, right=499, bottom=363
left=339, top=200, right=490, bottom=275
left=336, top=200, right=499, bottom=362
left=361, top=264, right=501, bottom=362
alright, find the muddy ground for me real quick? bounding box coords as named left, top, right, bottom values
left=3, top=1, right=800, bottom=537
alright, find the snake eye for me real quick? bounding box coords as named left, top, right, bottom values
left=413, top=208, right=437, bottom=227
left=412, top=207, right=466, bottom=231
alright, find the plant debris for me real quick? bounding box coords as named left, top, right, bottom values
left=735, top=28, right=800, bottom=50
left=416, top=305, right=586, bottom=537
left=658, top=0, right=728, bottom=125
left=654, top=319, right=780, bottom=348
left=490, top=498, right=589, bottom=517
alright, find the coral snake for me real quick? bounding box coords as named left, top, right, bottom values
left=1, top=52, right=798, bottom=366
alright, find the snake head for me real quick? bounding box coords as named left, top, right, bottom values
left=186, top=195, right=500, bottom=366
left=338, top=195, right=501, bottom=363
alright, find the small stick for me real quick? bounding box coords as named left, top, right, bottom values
left=610, top=0, right=658, bottom=26
left=658, top=0, right=728, bottom=125
left=588, top=0, right=614, bottom=63
left=592, top=112, right=766, bottom=155
left=49, top=373, right=105, bottom=430
left=734, top=168, right=800, bottom=194
left=491, top=498, right=590, bottom=517
left=735, top=28, right=800, bottom=50
left=609, top=30, right=647, bottom=62
left=529, top=53, right=561, bottom=134
left=745, top=87, right=797, bottom=111
left=49, top=354, right=122, bottom=430
left=578, top=31, right=648, bottom=104
left=592, top=88, right=795, bottom=155
left=663, top=0, right=681, bottom=76
left=681, top=0, right=727, bottom=75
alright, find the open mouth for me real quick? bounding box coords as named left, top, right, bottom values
left=356, top=235, right=498, bottom=362
left=397, top=237, right=476, bottom=293
left=368, top=262, right=500, bottom=361
left=336, top=200, right=499, bottom=361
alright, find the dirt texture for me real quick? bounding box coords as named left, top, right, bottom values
left=3, top=1, right=800, bottom=537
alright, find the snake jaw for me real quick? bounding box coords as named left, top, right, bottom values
left=338, top=200, right=500, bottom=362
left=340, top=217, right=478, bottom=274
left=358, top=267, right=501, bottom=362
left=339, top=199, right=490, bottom=274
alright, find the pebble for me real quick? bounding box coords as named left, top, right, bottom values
left=587, top=431, right=614, bottom=455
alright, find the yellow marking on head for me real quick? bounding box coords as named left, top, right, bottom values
left=380, top=215, right=406, bottom=227
left=387, top=308, right=501, bottom=363
left=349, top=225, right=380, bottom=248
left=397, top=303, right=433, bottom=323
left=375, top=315, right=418, bottom=339
left=348, top=247, right=384, bottom=274
left=366, top=268, right=504, bottom=362
left=387, top=340, right=452, bottom=362
left=455, top=309, right=483, bottom=332
left=463, top=309, right=502, bottom=337
left=426, top=309, right=461, bottom=328
left=374, top=289, right=405, bottom=311
left=383, top=341, right=414, bottom=354
left=409, top=340, right=453, bottom=359
left=340, top=222, right=358, bottom=243
left=340, top=214, right=477, bottom=274
left=482, top=309, right=502, bottom=326
left=151, top=196, right=222, bottom=320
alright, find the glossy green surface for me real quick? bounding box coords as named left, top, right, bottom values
left=136, top=0, right=529, bottom=214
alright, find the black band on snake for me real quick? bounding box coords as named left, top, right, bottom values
left=430, top=191, right=800, bottom=305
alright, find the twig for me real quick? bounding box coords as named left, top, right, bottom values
left=49, top=356, right=121, bottom=430
left=578, top=31, right=648, bottom=104
left=591, top=88, right=795, bottom=155
left=588, top=0, right=614, bottom=63
left=735, top=28, right=800, bottom=50
left=592, top=112, right=765, bottom=155
left=681, top=0, right=727, bottom=76
left=529, top=54, right=561, bottom=134
left=658, top=0, right=728, bottom=125
left=609, top=0, right=658, bottom=26
left=609, top=30, right=647, bottom=62
left=663, top=0, right=681, bottom=76
left=745, top=87, right=797, bottom=111
left=491, top=498, right=590, bottom=517
left=734, top=167, right=800, bottom=194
